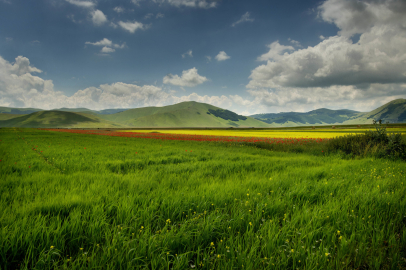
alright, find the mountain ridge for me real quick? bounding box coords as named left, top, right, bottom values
left=0, top=99, right=405, bottom=128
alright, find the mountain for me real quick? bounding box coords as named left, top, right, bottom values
left=1, top=99, right=404, bottom=128
left=343, top=99, right=406, bottom=124
left=0, top=102, right=269, bottom=128
left=251, top=99, right=406, bottom=126
left=0, top=107, right=43, bottom=114
left=100, top=101, right=269, bottom=128
left=0, top=111, right=128, bottom=128
left=252, top=108, right=362, bottom=126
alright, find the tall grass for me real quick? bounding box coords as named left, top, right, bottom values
left=326, top=122, right=406, bottom=160
left=0, top=128, right=405, bottom=269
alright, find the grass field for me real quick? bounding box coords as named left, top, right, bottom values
left=1, top=128, right=406, bottom=269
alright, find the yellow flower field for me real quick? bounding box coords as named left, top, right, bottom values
left=119, top=127, right=406, bottom=139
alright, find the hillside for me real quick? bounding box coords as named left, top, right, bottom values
left=0, top=111, right=128, bottom=128
left=0, top=107, right=43, bottom=114
left=251, top=99, right=406, bottom=126
left=343, top=99, right=406, bottom=124
left=2, top=99, right=404, bottom=128
left=101, top=101, right=270, bottom=127
left=252, top=108, right=361, bottom=126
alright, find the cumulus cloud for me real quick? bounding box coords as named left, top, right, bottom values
left=5, top=54, right=400, bottom=115
left=101, top=47, right=115, bottom=53
left=182, top=50, right=193, bottom=58
left=246, top=83, right=406, bottom=113
left=0, top=55, right=262, bottom=114
left=246, top=0, right=406, bottom=110
left=85, top=38, right=112, bottom=47
left=118, top=21, right=146, bottom=33
left=153, top=0, right=217, bottom=8
left=231, top=12, right=254, bottom=27
left=85, top=38, right=126, bottom=54
left=65, top=0, right=95, bottom=8
left=0, top=55, right=172, bottom=110
left=256, top=41, right=294, bottom=61
left=163, top=67, right=208, bottom=87
left=91, top=9, right=107, bottom=26
left=215, top=51, right=230, bottom=61
left=113, top=6, right=125, bottom=13
left=288, top=38, right=301, bottom=47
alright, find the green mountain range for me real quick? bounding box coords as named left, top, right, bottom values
left=251, top=99, right=406, bottom=126
left=0, top=101, right=268, bottom=128
left=0, top=99, right=405, bottom=128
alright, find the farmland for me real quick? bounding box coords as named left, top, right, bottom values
left=1, top=127, right=406, bottom=269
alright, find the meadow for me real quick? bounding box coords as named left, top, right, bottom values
left=0, top=127, right=405, bottom=269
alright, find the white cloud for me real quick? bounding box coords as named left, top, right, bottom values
left=288, top=38, right=301, bottom=47
left=163, top=67, right=208, bottom=87
left=113, top=43, right=126, bottom=49
left=101, top=47, right=115, bottom=53
left=118, top=21, right=146, bottom=33
left=318, top=0, right=406, bottom=37
left=205, top=56, right=212, bottom=62
left=0, top=55, right=236, bottom=111
left=5, top=37, right=13, bottom=42
left=85, top=38, right=112, bottom=47
left=156, top=13, right=165, bottom=18
left=131, top=0, right=143, bottom=6
left=256, top=41, right=294, bottom=62
left=144, top=13, right=154, bottom=19
left=91, top=9, right=107, bottom=26
left=85, top=38, right=126, bottom=54
left=154, top=0, right=217, bottom=8
left=3, top=54, right=403, bottom=115
left=215, top=51, right=230, bottom=61
left=65, top=0, right=95, bottom=8
left=247, top=0, right=406, bottom=111
left=231, top=12, right=254, bottom=27
left=246, top=83, right=406, bottom=113
left=113, top=6, right=125, bottom=13
left=182, top=50, right=193, bottom=58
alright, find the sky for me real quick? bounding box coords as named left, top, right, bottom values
left=0, top=0, right=405, bottom=115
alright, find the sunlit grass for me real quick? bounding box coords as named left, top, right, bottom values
left=1, top=128, right=405, bottom=269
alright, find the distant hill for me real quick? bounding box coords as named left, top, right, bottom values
left=252, top=108, right=362, bottom=126
left=251, top=99, right=406, bottom=126
left=0, top=107, right=43, bottom=114
left=55, top=108, right=128, bottom=115
left=0, top=102, right=269, bottom=128
left=0, top=111, right=128, bottom=128
left=100, top=101, right=269, bottom=128
left=1, top=99, right=405, bottom=128
left=343, top=99, right=406, bottom=124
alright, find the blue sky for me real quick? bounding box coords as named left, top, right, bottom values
left=0, top=0, right=405, bottom=114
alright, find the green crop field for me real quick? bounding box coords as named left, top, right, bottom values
left=1, top=128, right=405, bottom=269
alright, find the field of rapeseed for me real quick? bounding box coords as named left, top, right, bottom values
left=1, top=128, right=405, bottom=269
left=119, top=126, right=406, bottom=139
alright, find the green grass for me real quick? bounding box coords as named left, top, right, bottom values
left=0, top=128, right=405, bottom=269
